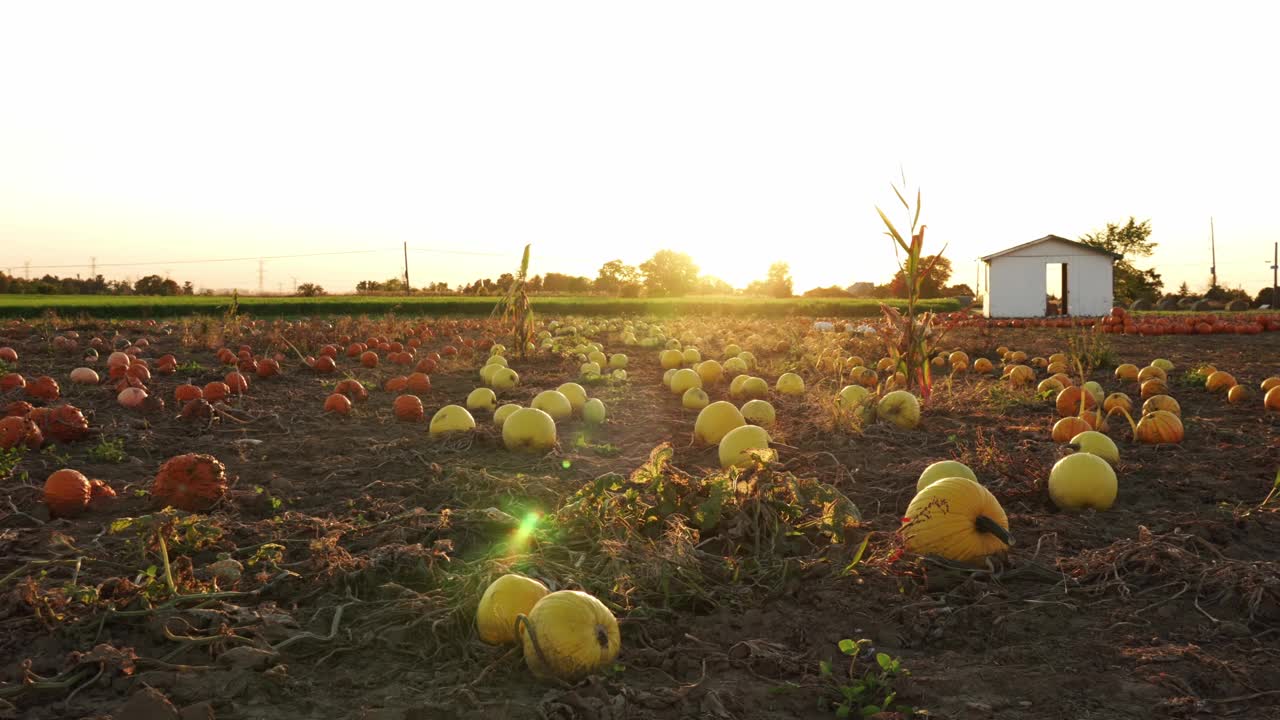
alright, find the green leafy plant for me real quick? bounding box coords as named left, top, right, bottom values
left=177, top=360, right=205, bottom=373
left=874, top=174, right=947, bottom=399
left=492, top=244, right=535, bottom=360
left=88, top=438, right=127, bottom=464
left=0, top=446, right=25, bottom=479
left=41, top=445, right=71, bottom=465
left=819, top=639, right=916, bottom=717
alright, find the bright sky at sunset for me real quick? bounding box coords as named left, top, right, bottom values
left=2, top=2, right=1277, bottom=296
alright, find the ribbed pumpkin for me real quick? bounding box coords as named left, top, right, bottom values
left=0, top=415, right=43, bottom=450
left=25, top=375, right=60, bottom=401
left=175, top=384, right=203, bottom=403
left=1114, top=363, right=1139, bottom=382
left=1136, top=365, right=1166, bottom=383
left=1004, top=365, right=1034, bottom=386
left=324, top=393, right=353, bottom=415
left=1055, top=386, right=1097, bottom=417
left=1265, top=386, right=1280, bottom=411
left=1205, top=370, right=1236, bottom=393
left=1134, top=410, right=1183, bottom=445
left=900, top=477, right=1013, bottom=565
left=255, top=359, right=281, bottom=378
left=406, top=373, right=432, bottom=393
left=384, top=376, right=409, bottom=393
left=1102, top=392, right=1133, bottom=414
left=392, top=394, right=425, bottom=422
left=517, top=590, right=621, bottom=682
left=4, top=400, right=33, bottom=417
left=40, top=404, right=90, bottom=442
left=203, top=382, right=230, bottom=403
left=152, top=454, right=228, bottom=512
left=334, top=379, right=369, bottom=403
left=1139, top=379, right=1169, bottom=400
left=1051, top=416, right=1092, bottom=443
left=44, top=469, right=92, bottom=518
left=224, top=371, right=249, bottom=394
left=1, top=373, right=27, bottom=392
left=1142, top=394, right=1181, bottom=417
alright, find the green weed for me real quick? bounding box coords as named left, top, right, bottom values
left=88, top=437, right=127, bottom=464
left=819, top=639, right=917, bottom=718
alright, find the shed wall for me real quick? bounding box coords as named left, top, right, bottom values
left=982, top=248, right=1113, bottom=318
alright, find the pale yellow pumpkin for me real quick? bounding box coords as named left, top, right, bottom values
left=900, top=477, right=1012, bottom=564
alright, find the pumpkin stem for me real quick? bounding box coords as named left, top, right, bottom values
left=1107, top=406, right=1138, bottom=439
left=514, top=613, right=552, bottom=669
left=974, top=515, right=1014, bottom=547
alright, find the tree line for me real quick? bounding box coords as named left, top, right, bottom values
left=0, top=272, right=193, bottom=296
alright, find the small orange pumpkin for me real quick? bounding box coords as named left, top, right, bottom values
left=256, top=358, right=281, bottom=378
left=324, top=393, right=353, bottom=415
left=0, top=415, right=43, bottom=449
left=203, top=382, right=231, bottom=403
left=1055, top=386, right=1097, bottom=418
left=1205, top=371, right=1236, bottom=393
left=0, top=347, right=17, bottom=363
left=1052, top=416, right=1092, bottom=443
left=44, top=469, right=92, bottom=518
left=25, top=375, right=61, bottom=401
left=175, top=384, right=203, bottom=403
left=312, top=356, right=337, bottom=374
left=360, top=351, right=379, bottom=368
left=1139, top=378, right=1169, bottom=400
left=180, top=398, right=213, bottom=420
left=1264, top=386, right=1280, bottom=412
left=393, top=394, right=425, bottom=422
left=152, top=453, right=228, bottom=512
left=406, top=372, right=432, bottom=393
left=1, top=373, right=26, bottom=392
left=334, top=379, right=368, bottom=403
left=224, top=372, right=249, bottom=395
left=1226, top=384, right=1249, bottom=404
left=385, top=376, right=409, bottom=393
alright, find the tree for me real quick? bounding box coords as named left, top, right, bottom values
left=695, top=276, right=734, bottom=295
left=1079, top=217, right=1163, bottom=305
left=134, top=275, right=180, bottom=296
left=887, top=255, right=952, bottom=298
left=765, top=262, right=793, bottom=298
left=182, top=281, right=195, bottom=295
left=639, top=250, right=699, bottom=297
left=595, top=260, right=641, bottom=296
left=296, top=283, right=326, bottom=297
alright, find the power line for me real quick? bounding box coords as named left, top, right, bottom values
left=20, top=248, right=399, bottom=271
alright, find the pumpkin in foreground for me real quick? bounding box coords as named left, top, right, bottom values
left=1048, top=453, right=1117, bottom=511
left=1069, top=430, right=1119, bottom=465
left=476, top=574, right=549, bottom=645
left=900, top=477, right=1012, bottom=564
left=876, top=390, right=921, bottom=429
left=718, top=424, right=773, bottom=469
left=518, top=590, right=620, bottom=682
left=502, top=408, right=557, bottom=452
left=152, top=453, right=228, bottom=512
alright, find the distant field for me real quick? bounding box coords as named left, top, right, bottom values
left=0, top=294, right=962, bottom=319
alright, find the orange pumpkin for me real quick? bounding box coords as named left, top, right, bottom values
left=1055, top=386, right=1097, bottom=418
left=118, top=387, right=148, bottom=408
left=360, top=351, right=379, bottom=368
left=385, top=376, right=409, bottom=393
left=413, top=358, right=438, bottom=374
left=334, top=379, right=368, bottom=403
left=324, top=393, right=353, bottom=415
left=346, top=343, right=366, bottom=358
left=224, top=371, right=249, bottom=394
left=180, top=398, right=213, bottom=420
left=155, top=354, right=178, bottom=374
left=1139, top=378, right=1169, bottom=400
left=1264, top=386, right=1280, bottom=412
left=175, top=384, right=203, bottom=403
left=1051, top=416, right=1092, bottom=443
left=25, top=375, right=61, bottom=401
left=1, top=373, right=26, bottom=392
left=40, top=404, right=90, bottom=443
left=203, top=382, right=231, bottom=403
left=256, top=358, right=281, bottom=378
left=43, top=469, right=92, bottom=518
left=0, top=347, right=17, bottom=363
left=152, top=454, right=228, bottom=512
left=1142, top=394, right=1181, bottom=417
left=392, top=394, right=425, bottom=422
left=126, top=364, right=152, bottom=383
left=1205, top=371, right=1236, bottom=393
left=1226, top=384, right=1249, bottom=404
left=0, top=415, right=43, bottom=449
left=1134, top=410, right=1183, bottom=444
left=5, top=400, right=34, bottom=417
left=406, top=372, right=432, bottom=393
left=312, top=356, right=337, bottom=374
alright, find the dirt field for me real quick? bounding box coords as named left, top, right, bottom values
left=1, top=315, right=1277, bottom=720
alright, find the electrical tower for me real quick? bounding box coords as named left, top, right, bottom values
left=23, top=261, right=30, bottom=279
left=1270, top=242, right=1278, bottom=308
left=90, top=257, right=96, bottom=277
left=258, top=258, right=265, bottom=294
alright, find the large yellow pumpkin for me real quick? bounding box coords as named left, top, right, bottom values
left=477, top=574, right=549, bottom=645
left=916, top=460, right=978, bottom=493
left=693, top=401, right=745, bottom=445
left=900, top=477, right=1012, bottom=565
left=518, top=590, right=620, bottom=682
left=1048, top=453, right=1117, bottom=511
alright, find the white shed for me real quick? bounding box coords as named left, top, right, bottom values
left=981, top=235, right=1120, bottom=318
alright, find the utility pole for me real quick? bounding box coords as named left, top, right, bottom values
left=1209, top=217, right=1218, bottom=290
left=258, top=258, right=264, bottom=294
left=90, top=257, right=96, bottom=277
left=403, top=241, right=411, bottom=294
left=23, top=260, right=30, bottom=279
left=1270, top=241, right=1278, bottom=309
left=291, top=276, right=298, bottom=294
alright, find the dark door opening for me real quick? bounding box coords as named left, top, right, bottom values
left=1046, top=263, right=1069, bottom=316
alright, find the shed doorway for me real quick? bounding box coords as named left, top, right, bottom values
left=1045, top=263, right=1069, bottom=316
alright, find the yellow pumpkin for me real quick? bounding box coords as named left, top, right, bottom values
left=1134, top=410, right=1183, bottom=444
left=694, top=401, right=746, bottom=444
left=1142, top=394, right=1181, bottom=417
left=1226, top=384, right=1249, bottom=404
left=502, top=408, right=558, bottom=452
left=1048, top=452, right=1117, bottom=511
left=1004, top=365, right=1034, bottom=386
left=477, top=574, right=549, bottom=645
left=876, top=390, right=921, bottom=429
left=916, top=460, right=978, bottom=493
left=740, top=399, right=776, bottom=427
left=1265, top=386, right=1280, bottom=412
left=900, top=477, right=1012, bottom=564
left=1137, top=365, right=1167, bottom=383
left=1140, top=378, right=1169, bottom=400
left=1114, top=363, right=1139, bottom=382
left=972, top=358, right=994, bottom=374
left=1205, top=370, right=1236, bottom=393
left=775, top=372, right=805, bottom=396
left=556, top=383, right=588, bottom=412
left=1069, top=430, right=1119, bottom=465
left=681, top=387, right=710, bottom=410
left=429, top=405, right=476, bottom=436
left=836, top=384, right=870, bottom=411
left=518, top=590, right=620, bottom=682
left=718, top=424, right=773, bottom=468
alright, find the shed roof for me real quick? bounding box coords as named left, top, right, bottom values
left=981, top=234, right=1123, bottom=262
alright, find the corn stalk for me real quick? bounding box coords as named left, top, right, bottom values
left=492, top=244, right=535, bottom=359
left=874, top=179, right=947, bottom=399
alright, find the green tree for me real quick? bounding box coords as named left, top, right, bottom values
left=595, top=260, right=641, bottom=296
left=639, top=250, right=700, bottom=297
left=888, top=254, right=952, bottom=298
left=295, top=283, right=326, bottom=297
left=1079, top=217, right=1163, bottom=304
left=766, top=262, right=793, bottom=298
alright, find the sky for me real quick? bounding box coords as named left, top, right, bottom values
left=2, top=2, right=1278, bottom=296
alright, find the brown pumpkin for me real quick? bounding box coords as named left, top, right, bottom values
left=392, top=394, right=425, bottom=422
left=334, top=379, right=368, bottom=403
left=152, top=454, right=228, bottom=512
left=0, top=415, right=43, bottom=449
left=43, top=469, right=92, bottom=518
left=324, top=393, right=353, bottom=415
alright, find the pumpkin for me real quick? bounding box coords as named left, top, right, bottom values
left=531, top=391, right=572, bottom=422
left=1055, top=386, right=1097, bottom=418
left=0, top=373, right=26, bottom=392
left=0, top=347, right=16, bottom=363
left=900, top=477, right=1012, bottom=564
left=360, top=351, right=379, bottom=368
left=107, top=351, right=132, bottom=368
left=203, top=382, right=230, bottom=403
left=693, top=401, right=745, bottom=445
left=1205, top=370, right=1236, bottom=393
left=256, top=359, right=281, bottom=378
left=1114, top=363, right=1139, bottom=382
left=1069, top=430, right=1119, bottom=465
left=1261, top=376, right=1280, bottom=393
left=776, top=372, right=805, bottom=396
left=429, top=405, right=476, bottom=435
left=180, top=398, right=213, bottom=420
left=1134, top=410, right=1183, bottom=444
left=556, top=383, right=588, bottom=412
left=1142, top=394, right=1181, bottom=417
left=25, top=375, right=60, bottom=401
left=493, top=403, right=521, bottom=428
left=43, top=469, right=92, bottom=518
left=1004, top=365, right=1034, bottom=386
left=1102, top=392, right=1132, bottom=414
left=1136, top=365, right=1166, bottom=383
left=0, top=415, right=42, bottom=449
left=718, top=424, right=773, bottom=468
left=477, top=574, right=549, bottom=645
left=1266, top=386, right=1280, bottom=411
left=972, top=358, right=994, bottom=374
left=334, top=379, right=368, bottom=402
left=502, top=407, right=557, bottom=451
left=517, top=590, right=621, bottom=682
left=224, top=372, right=249, bottom=394
left=312, top=356, right=337, bottom=374
left=392, top=394, right=425, bottom=422
left=69, top=367, right=100, bottom=385
left=323, top=393, right=353, bottom=415
left=582, top=398, right=607, bottom=425
left=5, top=400, right=33, bottom=417
left=916, top=460, right=978, bottom=493
left=126, top=363, right=152, bottom=383
left=152, top=454, right=228, bottom=511
left=1048, top=453, right=1117, bottom=511
left=406, top=373, right=432, bottom=393
left=1139, top=378, right=1169, bottom=400
left=174, top=384, right=203, bottom=403
left=41, top=404, right=90, bottom=442
left=1052, top=416, right=1092, bottom=443
left=466, top=388, right=498, bottom=412
left=117, top=387, right=148, bottom=409
left=876, top=390, right=921, bottom=429
left=1037, top=378, right=1064, bottom=395
left=1226, top=384, right=1249, bottom=403
left=740, top=399, right=776, bottom=427
left=384, top=376, right=409, bottom=393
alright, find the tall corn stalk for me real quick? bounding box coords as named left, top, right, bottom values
left=492, top=244, right=534, bottom=359
left=874, top=178, right=947, bottom=399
